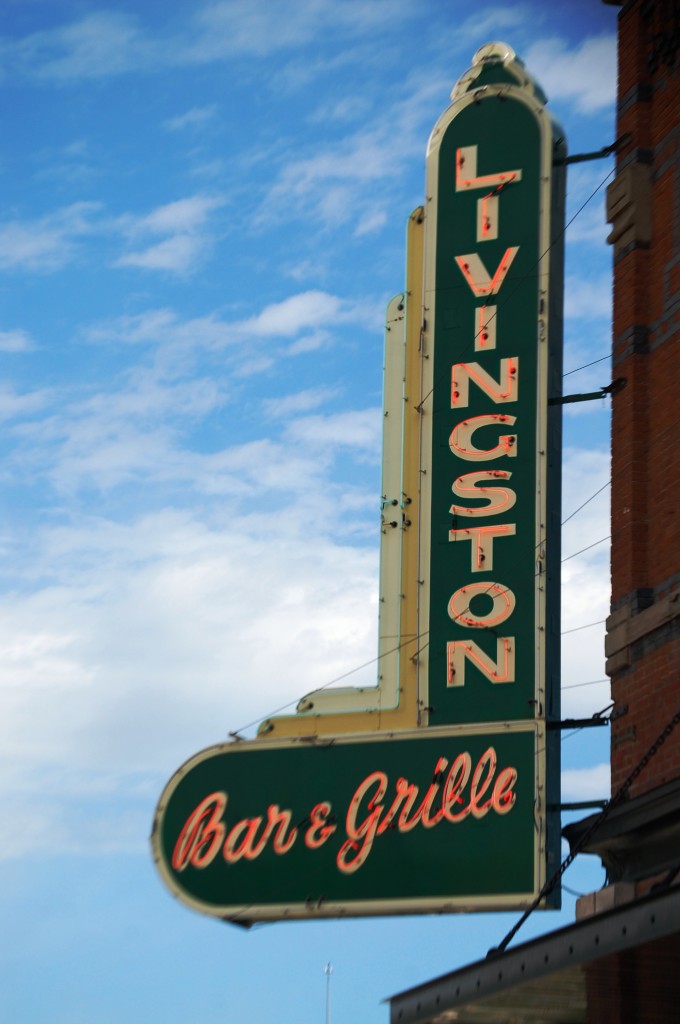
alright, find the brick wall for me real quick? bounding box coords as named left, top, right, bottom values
left=607, top=0, right=680, bottom=801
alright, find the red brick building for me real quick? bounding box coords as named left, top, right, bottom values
left=605, top=0, right=680, bottom=804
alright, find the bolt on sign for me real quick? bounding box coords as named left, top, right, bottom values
left=152, top=42, right=566, bottom=924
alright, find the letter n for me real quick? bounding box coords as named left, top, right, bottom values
left=446, top=637, right=515, bottom=687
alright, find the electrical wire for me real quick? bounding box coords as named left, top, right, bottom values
left=561, top=535, right=610, bottom=562
left=562, top=678, right=608, bottom=691
left=231, top=631, right=429, bottom=736
left=561, top=619, right=606, bottom=635
left=563, top=354, right=611, bottom=377
left=562, top=480, right=611, bottom=526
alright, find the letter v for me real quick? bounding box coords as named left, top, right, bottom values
left=455, top=248, right=519, bottom=297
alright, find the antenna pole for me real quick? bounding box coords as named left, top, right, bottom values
left=324, top=962, right=333, bottom=1024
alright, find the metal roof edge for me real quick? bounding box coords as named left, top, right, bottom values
left=387, top=884, right=680, bottom=1024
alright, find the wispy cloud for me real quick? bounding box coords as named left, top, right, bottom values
left=114, top=194, right=225, bottom=273
left=257, top=76, right=446, bottom=229
left=524, top=34, right=616, bottom=114
left=564, top=275, right=612, bottom=320
left=262, top=388, right=339, bottom=418
left=241, top=290, right=343, bottom=336
left=0, top=202, right=101, bottom=271
left=0, top=195, right=226, bottom=276
left=1, top=1, right=417, bottom=83
left=3, top=10, right=152, bottom=81
left=562, top=763, right=610, bottom=800
left=284, top=408, right=381, bottom=454
left=560, top=445, right=610, bottom=716
left=115, top=233, right=209, bottom=273
left=163, top=105, right=217, bottom=131
left=87, top=289, right=362, bottom=358
left=0, top=329, right=34, bottom=353
left=0, top=385, right=53, bottom=422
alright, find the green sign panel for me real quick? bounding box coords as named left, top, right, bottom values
left=152, top=726, right=543, bottom=924
left=420, top=42, right=565, bottom=732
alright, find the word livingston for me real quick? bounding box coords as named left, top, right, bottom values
left=445, top=144, right=523, bottom=691
left=172, top=746, right=517, bottom=875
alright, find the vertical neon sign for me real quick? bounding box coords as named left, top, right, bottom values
left=417, top=42, right=564, bottom=741
left=151, top=44, right=567, bottom=924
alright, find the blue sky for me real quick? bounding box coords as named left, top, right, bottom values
left=1, top=1, right=618, bottom=1021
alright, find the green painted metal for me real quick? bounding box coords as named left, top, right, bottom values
left=152, top=727, right=541, bottom=923
left=426, top=88, right=563, bottom=728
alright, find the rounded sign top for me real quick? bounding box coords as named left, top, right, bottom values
left=472, top=41, right=516, bottom=65
left=450, top=42, right=548, bottom=108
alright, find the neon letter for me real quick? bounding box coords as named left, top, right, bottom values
left=172, top=792, right=227, bottom=871
left=451, top=358, right=518, bottom=408
left=337, top=771, right=387, bottom=874
left=469, top=747, right=497, bottom=818
left=446, top=637, right=515, bottom=687
left=455, top=249, right=519, bottom=297
left=448, top=523, right=516, bottom=571
left=305, top=802, right=336, bottom=850
left=475, top=305, right=497, bottom=351
left=448, top=583, right=516, bottom=628
left=442, top=753, right=472, bottom=822
left=492, top=767, right=518, bottom=814
left=223, top=817, right=266, bottom=863
left=450, top=471, right=517, bottom=517
left=450, top=415, right=517, bottom=461
left=477, top=193, right=499, bottom=241
left=456, top=146, right=522, bottom=192
left=267, top=805, right=298, bottom=855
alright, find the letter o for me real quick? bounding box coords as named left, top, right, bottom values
left=448, top=582, right=515, bottom=628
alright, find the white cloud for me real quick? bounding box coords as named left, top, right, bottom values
left=0, top=195, right=223, bottom=276
left=8, top=376, right=230, bottom=494
left=564, top=275, right=612, bottom=320
left=0, top=202, right=100, bottom=270
left=355, top=209, right=388, bottom=237
left=184, top=0, right=416, bottom=63
left=257, top=75, right=447, bottom=228
left=87, top=307, right=227, bottom=349
left=114, top=195, right=225, bottom=273
left=262, top=387, right=339, bottom=418
left=309, top=94, right=371, bottom=124
left=163, top=105, right=217, bottom=131
left=562, top=763, right=610, bottom=801
left=284, top=331, right=330, bottom=356
left=559, top=447, right=610, bottom=717
left=285, top=408, right=381, bottom=453
left=86, top=291, right=364, bottom=367
left=242, top=290, right=342, bottom=336
left=524, top=35, right=617, bottom=114
left=0, top=385, right=53, bottom=421
left=0, top=329, right=34, bottom=353
left=115, top=233, right=208, bottom=273
left=4, top=11, right=149, bottom=81
left=122, top=195, right=223, bottom=236
left=1, top=0, right=417, bottom=83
